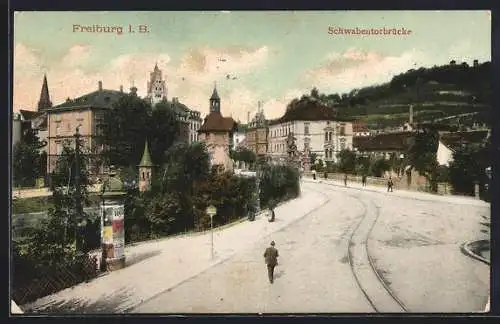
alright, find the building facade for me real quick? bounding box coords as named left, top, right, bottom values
left=232, top=124, right=247, bottom=150
left=46, top=81, right=127, bottom=176
left=246, top=103, right=268, bottom=156
left=198, top=86, right=237, bottom=171
left=267, top=98, right=354, bottom=163
left=188, top=110, right=202, bottom=144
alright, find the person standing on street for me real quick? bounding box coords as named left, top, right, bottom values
left=344, top=173, right=348, bottom=187
left=312, top=169, right=316, bottom=180
left=362, top=174, right=367, bottom=187
left=264, top=241, right=279, bottom=284
left=387, top=176, right=394, bottom=192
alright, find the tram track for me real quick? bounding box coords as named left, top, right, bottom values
left=309, top=180, right=409, bottom=313
left=345, top=194, right=409, bottom=313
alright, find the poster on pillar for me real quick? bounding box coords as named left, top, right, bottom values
left=110, top=205, right=125, bottom=259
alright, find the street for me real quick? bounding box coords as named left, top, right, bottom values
left=21, top=180, right=490, bottom=314
left=133, top=180, right=490, bottom=313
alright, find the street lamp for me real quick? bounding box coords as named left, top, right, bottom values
left=73, top=126, right=86, bottom=254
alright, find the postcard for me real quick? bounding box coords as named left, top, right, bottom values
left=11, top=10, right=491, bottom=314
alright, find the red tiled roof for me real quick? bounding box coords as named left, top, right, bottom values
left=198, top=112, right=237, bottom=133
left=19, top=110, right=41, bottom=120
left=440, top=131, right=489, bottom=150
left=354, top=132, right=414, bottom=152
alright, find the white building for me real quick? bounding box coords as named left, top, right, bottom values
left=233, top=125, right=247, bottom=150
left=267, top=98, right=354, bottom=163
left=188, top=109, right=202, bottom=144
left=436, top=140, right=454, bottom=166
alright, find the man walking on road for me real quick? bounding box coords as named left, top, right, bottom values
left=264, top=241, right=279, bottom=284
left=387, top=176, right=394, bottom=192
left=362, top=174, right=367, bottom=187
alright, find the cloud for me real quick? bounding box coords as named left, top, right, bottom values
left=303, top=48, right=429, bottom=94
left=60, top=44, right=92, bottom=68
left=12, top=43, right=272, bottom=123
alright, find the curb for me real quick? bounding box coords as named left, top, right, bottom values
left=304, top=178, right=488, bottom=206
left=459, top=240, right=490, bottom=313
left=460, top=240, right=490, bottom=266
left=125, top=188, right=328, bottom=313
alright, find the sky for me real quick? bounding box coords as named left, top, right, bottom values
left=13, top=11, right=491, bottom=121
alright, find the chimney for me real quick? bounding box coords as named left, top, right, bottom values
left=120, top=85, right=123, bottom=93
left=409, top=104, right=414, bottom=124
left=98, top=81, right=103, bottom=91
left=247, top=111, right=250, bottom=124
left=473, top=59, right=479, bottom=67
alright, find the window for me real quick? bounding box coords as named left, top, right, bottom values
left=329, top=132, right=332, bottom=142
left=340, top=125, right=345, bottom=136
left=325, top=133, right=328, bottom=142
left=304, top=123, right=310, bottom=135
left=56, top=123, right=61, bottom=135
left=325, top=150, right=328, bottom=158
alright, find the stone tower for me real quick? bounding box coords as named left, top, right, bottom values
left=37, top=74, right=52, bottom=111
left=147, top=63, right=167, bottom=107
left=209, top=83, right=221, bottom=113
left=138, top=141, right=154, bottom=192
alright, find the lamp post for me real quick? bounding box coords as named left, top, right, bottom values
left=73, top=127, right=85, bottom=253
left=206, top=205, right=217, bottom=260
left=99, top=167, right=127, bottom=271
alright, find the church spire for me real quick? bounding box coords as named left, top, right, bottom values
left=139, top=141, right=154, bottom=167
left=209, top=83, right=221, bottom=113
left=37, top=74, right=52, bottom=111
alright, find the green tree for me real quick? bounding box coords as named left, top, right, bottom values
left=148, top=102, right=183, bottom=165
left=309, top=152, right=318, bottom=165
left=337, top=149, right=357, bottom=174
left=12, top=129, right=45, bottom=187
left=407, top=128, right=440, bottom=191
left=370, top=158, right=391, bottom=177
left=23, top=141, right=94, bottom=264
left=230, top=147, right=257, bottom=169
left=448, top=145, right=487, bottom=196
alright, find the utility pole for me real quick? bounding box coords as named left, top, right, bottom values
left=74, top=126, right=83, bottom=252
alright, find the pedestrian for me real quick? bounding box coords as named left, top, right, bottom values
left=312, top=169, right=316, bottom=180
left=362, top=174, right=367, bottom=187
left=263, top=241, right=279, bottom=284
left=387, top=176, right=394, bottom=192
left=344, top=173, right=348, bottom=187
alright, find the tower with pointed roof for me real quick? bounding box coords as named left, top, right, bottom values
left=138, top=141, right=155, bottom=192
left=209, top=83, right=221, bottom=113
left=147, top=63, right=167, bottom=107
left=38, top=74, right=52, bottom=111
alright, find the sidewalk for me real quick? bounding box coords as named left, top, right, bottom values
left=21, top=182, right=329, bottom=313
left=303, top=176, right=489, bottom=207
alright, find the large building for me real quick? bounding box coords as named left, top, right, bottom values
left=197, top=86, right=237, bottom=171
left=45, top=81, right=128, bottom=176
left=267, top=98, right=354, bottom=163
left=246, top=102, right=268, bottom=156
left=145, top=64, right=201, bottom=144
left=146, top=63, right=167, bottom=107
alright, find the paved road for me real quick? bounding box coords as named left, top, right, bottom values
left=133, top=180, right=490, bottom=313
left=21, top=180, right=489, bottom=314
